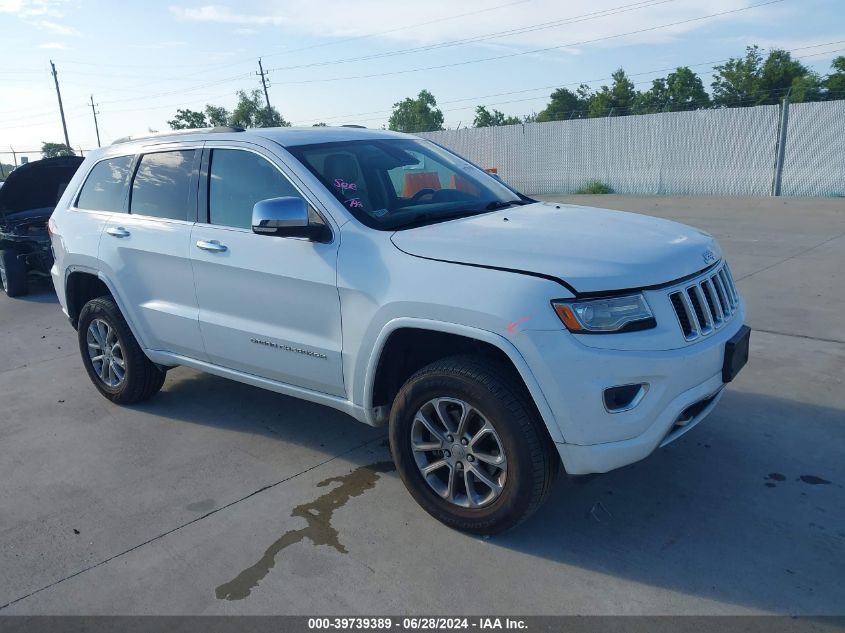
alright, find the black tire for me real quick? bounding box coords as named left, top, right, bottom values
left=0, top=248, right=28, bottom=297
left=77, top=296, right=166, bottom=404
left=389, top=355, right=559, bottom=535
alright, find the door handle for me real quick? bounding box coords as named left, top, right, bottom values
left=196, top=239, right=228, bottom=253
left=106, top=227, right=130, bottom=238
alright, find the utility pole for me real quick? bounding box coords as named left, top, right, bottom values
left=256, top=58, right=272, bottom=111
left=89, top=95, right=101, bottom=147
left=50, top=60, right=71, bottom=149
left=10, top=147, right=17, bottom=167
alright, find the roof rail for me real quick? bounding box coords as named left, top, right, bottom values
left=340, top=124, right=367, bottom=129
left=111, top=126, right=245, bottom=145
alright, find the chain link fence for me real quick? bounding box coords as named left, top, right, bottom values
left=420, top=101, right=844, bottom=197
left=781, top=100, right=845, bottom=197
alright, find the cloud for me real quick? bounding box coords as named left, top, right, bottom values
left=168, top=0, right=768, bottom=51
left=38, top=41, right=69, bottom=49
left=0, top=0, right=66, bottom=17
left=169, top=5, right=287, bottom=26
left=36, top=19, right=78, bottom=36
left=234, top=27, right=257, bottom=35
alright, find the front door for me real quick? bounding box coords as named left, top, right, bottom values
left=190, top=145, right=344, bottom=397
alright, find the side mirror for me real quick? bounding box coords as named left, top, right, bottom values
left=251, top=196, right=328, bottom=241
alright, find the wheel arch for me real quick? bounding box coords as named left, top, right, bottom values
left=64, top=267, right=145, bottom=347
left=362, top=318, right=565, bottom=444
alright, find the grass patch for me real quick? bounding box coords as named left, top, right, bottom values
left=576, top=181, right=613, bottom=194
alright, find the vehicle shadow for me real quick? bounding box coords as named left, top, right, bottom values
left=128, top=366, right=385, bottom=451
left=18, top=277, right=58, bottom=303
left=495, top=389, right=845, bottom=614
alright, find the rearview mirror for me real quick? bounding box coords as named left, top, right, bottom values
left=251, top=197, right=328, bottom=241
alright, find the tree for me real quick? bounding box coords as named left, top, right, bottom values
left=536, top=86, right=588, bottom=121
left=712, top=45, right=764, bottom=107
left=712, top=46, right=819, bottom=107
left=229, top=89, right=290, bottom=128
left=387, top=89, right=444, bottom=133
left=473, top=105, right=521, bottom=127
left=760, top=49, right=814, bottom=103
left=664, top=67, right=710, bottom=110
left=824, top=56, right=845, bottom=100
left=167, top=108, right=207, bottom=130
left=790, top=72, right=824, bottom=103
left=41, top=142, right=75, bottom=158
left=205, top=104, right=230, bottom=127
left=312, top=122, right=328, bottom=127
left=587, top=68, right=636, bottom=117
left=635, top=67, right=710, bottom=113
left=633, top=78, right=669, bottom=114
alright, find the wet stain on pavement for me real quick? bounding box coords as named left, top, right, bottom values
left=767, top=473, right=786, bottom=482
left=799, top=475, right=831, bottom=485
left=215, top=461, right=395, bottom=601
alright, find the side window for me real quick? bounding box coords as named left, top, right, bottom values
left=208, top=149, right=307, bottom=229
left=76, top=155, right=133, bottom=212
left=130, top=150, right=195, bottom=221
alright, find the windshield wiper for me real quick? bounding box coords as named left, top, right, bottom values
left=388, top=200, right=530, bottom=231
left=389, top=209, right=487, bottom=231
left=483, top=200, right=519, bottom=211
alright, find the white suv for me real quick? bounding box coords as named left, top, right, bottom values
left=49, top=126, right=749, bottom=534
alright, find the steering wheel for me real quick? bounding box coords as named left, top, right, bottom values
left=410, top=188, right=437, bottom=203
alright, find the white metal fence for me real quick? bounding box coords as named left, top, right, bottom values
left=419, top=101, right=845, bottom=197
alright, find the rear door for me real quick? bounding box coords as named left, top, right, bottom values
left=190, top=143, right=344, bottom=396
left=98, top=145, right=206, bottom=359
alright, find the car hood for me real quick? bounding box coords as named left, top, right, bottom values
left=0, top=156, right=83, bottom=222
left=390, top=202, right=721, bottom=294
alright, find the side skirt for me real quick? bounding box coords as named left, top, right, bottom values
left=144, top=350, right=373, bottom=426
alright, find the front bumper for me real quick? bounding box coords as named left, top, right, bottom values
left=516, top=302, right=746, bottom=475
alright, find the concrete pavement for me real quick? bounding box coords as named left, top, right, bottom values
left=0, top=196, right=843, bottom=615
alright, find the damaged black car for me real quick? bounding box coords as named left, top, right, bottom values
left=0, top=156, right=83, bottom=297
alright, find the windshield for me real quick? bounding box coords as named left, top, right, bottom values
left=286, top=138, right=529, bottom=230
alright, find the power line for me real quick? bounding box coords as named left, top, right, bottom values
left=265, top=0, right=681, bottom=73
left=49, top=0, right=533, bottom=83
left=266, top=0, right=788, bottom=84
left=292, top=42, right=845, bottom=126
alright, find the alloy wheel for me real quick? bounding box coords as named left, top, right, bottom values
left=411, top=397, right=508, bottom=508
left=86, top=318, right=126, bottom=388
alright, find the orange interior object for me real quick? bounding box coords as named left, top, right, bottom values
left=402, top=172, right=442, bottom=197
left=450, top=174, right=481, bottom=196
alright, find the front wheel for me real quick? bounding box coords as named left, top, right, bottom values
left=77, top=296, right=166, bottom=404
left=389, top=356, right=559, bottom=535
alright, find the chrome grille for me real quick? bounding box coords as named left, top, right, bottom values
left=669, top=263, right=740, bottom=341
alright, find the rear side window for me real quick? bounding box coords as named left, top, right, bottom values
left=130, top=150, right=195, bottom=221
left=76, top=156, right=133, bottom=212
left=208, top=149, right=303, bottom=229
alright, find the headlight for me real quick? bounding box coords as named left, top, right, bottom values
left=552, top=294, right=655, bottom=333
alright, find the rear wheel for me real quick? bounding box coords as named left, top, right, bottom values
left=77, top=296, right=166, bottom=404
left=0, top=248, right=28, bottom=297
left=389, top=355, right=558, bottom=535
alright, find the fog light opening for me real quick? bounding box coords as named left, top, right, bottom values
left=603, top=383, right=648, bottom=413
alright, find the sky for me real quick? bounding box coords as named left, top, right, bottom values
left=0, top=0, right=843, bottom=160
